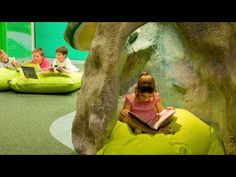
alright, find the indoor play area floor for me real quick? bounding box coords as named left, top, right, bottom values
left=0, top=90, right=78, bottom=154
left=0, top=62, right=84, bottom=154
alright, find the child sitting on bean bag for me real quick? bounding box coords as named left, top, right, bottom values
left=119, top=71, right=175, bottom=135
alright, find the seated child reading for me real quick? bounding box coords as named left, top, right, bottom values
left=0, top=49, right=20, bottom=70
left=119, top=72, right=175, bottom=134
left=52, top=46, right=79, bottom=73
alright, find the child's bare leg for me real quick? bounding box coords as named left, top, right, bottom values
left=120, top=115, right=157, bottom=134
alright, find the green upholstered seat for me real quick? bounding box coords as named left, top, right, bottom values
left=8, top=71, right=83, bottom=94
left=97, top=109, right=225, bottom=155
left=0, top=68, right=20, bottom=91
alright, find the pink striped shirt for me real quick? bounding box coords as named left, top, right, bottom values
left=126, top=92, right=160, bottom=123
left=31, top=57, right=51, bottom=70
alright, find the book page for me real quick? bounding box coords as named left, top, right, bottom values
left=152, top=109, right=176, bottom=130
left=129, top=109, right=175, bottom=130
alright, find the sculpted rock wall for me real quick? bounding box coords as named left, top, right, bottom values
left=177, top=22, right=236, bottom=154
left=66, top=22, right=236, bottom=154
left=120, top=22, right=236, bottom=154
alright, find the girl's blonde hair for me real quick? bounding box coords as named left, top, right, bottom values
left=135, top=72, right=156, bottom=96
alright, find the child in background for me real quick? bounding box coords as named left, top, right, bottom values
left=30, top=48, right=51, bottom=71
left=52, top=46, right=79, bottom=73
left=119, top=72, right=175, bottom=134
left=0, top=49, right=20, bottom=70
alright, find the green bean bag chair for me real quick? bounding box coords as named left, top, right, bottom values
left=97, top=109, right=225, bottom=155
left=8, top=71, right=83, bottom=94
left=0, top=67, right=20, bottom=91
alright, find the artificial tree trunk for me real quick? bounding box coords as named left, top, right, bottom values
left=71, top=22, right=145, bottom=154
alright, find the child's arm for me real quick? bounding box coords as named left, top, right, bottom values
left=30, top=58, right=37, bottom=64
left=52, top=60, right=57, bottom=68
left=155, top=97, right=175, bottom=113
left=11, top=58, right=20, bottom=68
left=155, top=98, right=165, bottom=113
left=119, top=100, right=131, bottom=120
left=62, top=58, right=71, bottom=70
left=166, top=106, right=175, bottom=110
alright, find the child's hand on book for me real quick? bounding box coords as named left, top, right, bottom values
left=166, top=106, right=175, bottom=110
left=55, top=66, right=66, bottom=73
left=120, top=109, right=129, bottom=117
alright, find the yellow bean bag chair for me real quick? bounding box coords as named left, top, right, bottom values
left=8, top=71, right=83, bottom=94
left=0, top=67, right=20, bottom=91
left=97, top=109, right=225, bottom=155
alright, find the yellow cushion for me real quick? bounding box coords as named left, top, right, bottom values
left=8, top=71, right=83, bottom=93
left=0, top=68, right=20, bottom=91
left=97, top=109, right=225, bottom=155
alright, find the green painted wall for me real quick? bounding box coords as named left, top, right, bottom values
left=6, top=22, right=32, bottom=59
left=35, top=22, right=89, bottom=60
left=0, top=22, right=7, bottom=52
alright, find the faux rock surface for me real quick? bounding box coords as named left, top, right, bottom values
left=66, top=22, right=236, bottom=154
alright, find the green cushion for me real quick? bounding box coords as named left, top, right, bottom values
left=8, top=71, right=83, bottom=93
left=97, top=109, right=225, bottom=155
left=0, top=68, right=20, bottom=91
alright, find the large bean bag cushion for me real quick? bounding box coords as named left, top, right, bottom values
left=0, top=67, right=20, bottom=91
left=97, top=109, right=225, bottom=155
left=8, top=71, right=83, bottom=93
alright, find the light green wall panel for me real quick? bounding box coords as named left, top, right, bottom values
left=35, top=22, right=88, bottom=60
left=6, top=22, right=33, bottom=59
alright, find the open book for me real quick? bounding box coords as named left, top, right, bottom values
left=54, top=66, right=70, bottom=73
left=129, top=109, right=176, bottom=130
left=44, top=65, right=71, bottom=73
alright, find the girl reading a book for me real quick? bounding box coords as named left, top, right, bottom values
left=119, top=72, right=175, bottom=134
